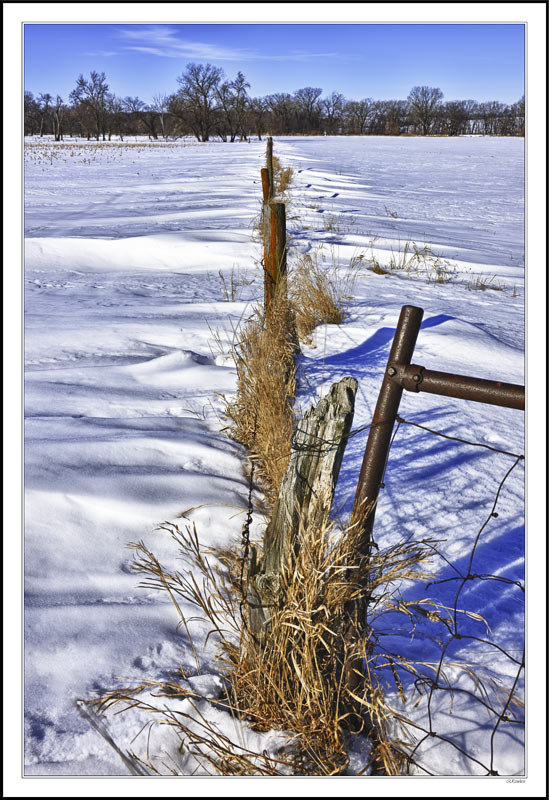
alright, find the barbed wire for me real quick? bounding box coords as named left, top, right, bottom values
left=239, top=411, right=258, bottom=632
left=395, top=416, right=524, bottom=460
left=369, top=415, right=525, bottom=776
left=289, top=413, right=524, bottom=461
left=241, top=401, right=525, bottom=776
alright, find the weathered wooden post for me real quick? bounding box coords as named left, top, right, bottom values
left=263, top=202, right=286, bottom=313
left=247, top=377, right=358, bottom=639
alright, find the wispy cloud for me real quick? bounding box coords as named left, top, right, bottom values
left=83, top=50, right=119, bottom=57
left=117, top=26, right=340, bottom=62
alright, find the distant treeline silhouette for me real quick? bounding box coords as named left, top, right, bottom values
left=24, top=64, right=525, bottom=142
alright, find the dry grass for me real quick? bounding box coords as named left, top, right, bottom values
left=223, top=285, right=297, bottom=504
left=320, top=210, right=357, bottom=235
left=466, top=273, right=507, bottom=292
left=90, top=479, right=521, bottom=779
left=366, top=240, right=458, bottom=285
left=272, top=154, right=294, bottom=195
left=228, top=503, right=441, bottom=775
left=289, top=250, right=363, bottom=343
left=218, top=265, right=254, bottom=301
left=222, top=244, right=361, bottom=498
left=89, top=503, right=450, bottom=775
left=87, top=501, right=522, bottom=776
left=369, top=262, right=390, bottom=275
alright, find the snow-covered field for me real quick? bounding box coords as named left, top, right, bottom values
left=23, top=135, right=526, bottom=780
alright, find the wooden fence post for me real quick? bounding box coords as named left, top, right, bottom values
left=260, top=167, right=271, bottom=259
left=247, top=377, right=358, bottom=640
left=266, top=136, right=274, bottom=197
left=260, top=167, right=271, bottom=203
left=264, top=202, right=286, bottom=312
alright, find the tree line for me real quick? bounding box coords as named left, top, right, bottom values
left=24, top=64, right=525, bottom=142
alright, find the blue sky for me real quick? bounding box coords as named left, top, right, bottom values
left=24, top=23, right=524, bottom=105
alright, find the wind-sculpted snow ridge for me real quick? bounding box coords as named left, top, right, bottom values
left=24, top=135, right=524, bottom=776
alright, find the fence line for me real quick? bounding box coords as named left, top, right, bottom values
left=246, top=139, right=525, bottom=775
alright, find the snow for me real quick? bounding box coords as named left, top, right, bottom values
left=23, top=135, right=526, bottom=781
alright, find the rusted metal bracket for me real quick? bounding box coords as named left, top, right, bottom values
left=387, top=363, right=524, bottom=410
left=352, top=303, right=525, bottom=560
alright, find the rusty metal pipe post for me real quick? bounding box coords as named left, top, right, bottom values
left=345, top=305, right=423, bottom=707
left=352, top=305, right=424, bottom=554
left=343, top=306, right=423, bottom=713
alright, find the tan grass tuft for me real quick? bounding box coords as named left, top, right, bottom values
left=88, top=509, right=453, bottom=775
left=223, top=284, right=297, bottom=504
left=272, top=154, right=294, bottom=195
left=289, top=251, right=362, bottom=344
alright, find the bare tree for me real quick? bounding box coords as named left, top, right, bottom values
left=459, top=100, right=479, bottom=134
left=151, top=93, right=171, bottom=139
left=174, top=62, right=224, bottom=141
left=52, top=95, right=66, bottom=141
left=215, top=80, right=238, bottom=142
left=70, top=71, right=110, bottom=140
left=265, top=93, right=296, bottom=134
left=321, top=92, right=345, bottom=134
left=122, top=96, right=145, bottom=138
left=482, top=101, right=498, bottom=135
left=378, top=100, right=408, bottom=135
left=24, top=91, right=39, bottom=135
left=343, top=99, right=373, bottom=134
left=141, top=106, right=160, bottom=140
left=36, top=92, right=53, bottom=137
left=70, top=99, right=96, bottom=140
left=106, top=95, right=127, bottom=140
left=368, top=100, right=388, bottom=134
left=511, top=95, right=525, bottom=136
left=407, top=85, right=444, bottom=135
left=248, top=96, right=268, bottom=140
left=215, top=72, right=251, bottom=142
left=27, top=64, right=522, bottom=141
left=231, top=71, right=251, bottom=140
left=294, top=86, right=323, bottom=132
left=444, top=100, right=470, bottom=136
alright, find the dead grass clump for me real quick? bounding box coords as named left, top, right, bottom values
left=289, top=253, right=344, bottom=342
left=365, top=240, right=458, bottom=285
left=289, top=251, right=363, bottom=344
left=88, top=508, right=452, bottom=775
left=218, top=265, right=254, bottom=301
left=369, top=262, right=390, bottom=275
left=466, top=273, right=507, bottom=292
left=223, top=286, right=297, bottom=503
left=272, top=154, right=294, bottom=195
